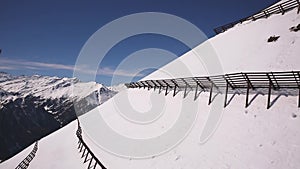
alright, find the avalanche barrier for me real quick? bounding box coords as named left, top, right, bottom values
left=76, top=119, right=107, bottom=169
left=125, top=71, right=300, bottom=109
left=214, top=0, right=300, bottom=34
left=15, top=141, right=38, bottom=169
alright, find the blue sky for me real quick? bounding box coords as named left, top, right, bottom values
left=0, top=0, right=278, bottom=85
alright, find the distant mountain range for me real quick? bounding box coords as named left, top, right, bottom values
left=0, top=72, right=117, bottom=161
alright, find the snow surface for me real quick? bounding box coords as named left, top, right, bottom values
left=0, top=121, right=84, bottom=169
left=1, top=6, right=300, bottom=169
left=144, top=8, right=300, bottom=80
left=81, top=90, right=300, bottom=169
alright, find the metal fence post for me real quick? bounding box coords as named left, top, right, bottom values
left=208, top=83, right=214, bottom=105
left=245, top=81, right=250, bottom=108
left=224, top=82, right=229, bottom=107
left=267, top=79, right=272, bottom=109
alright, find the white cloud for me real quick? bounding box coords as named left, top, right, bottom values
left=0, top=66, right=15, bottom=70
left=0, top=58, right=144, bottom=77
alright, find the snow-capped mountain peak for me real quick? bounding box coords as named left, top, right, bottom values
left=0, top=73, right=117, bottom=161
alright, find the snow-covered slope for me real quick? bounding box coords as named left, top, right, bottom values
left=144, top=6, right=300, bottom=79
left=2, top=6, right=300, bottom=169
left=83, top=91, right=300, bottom=169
